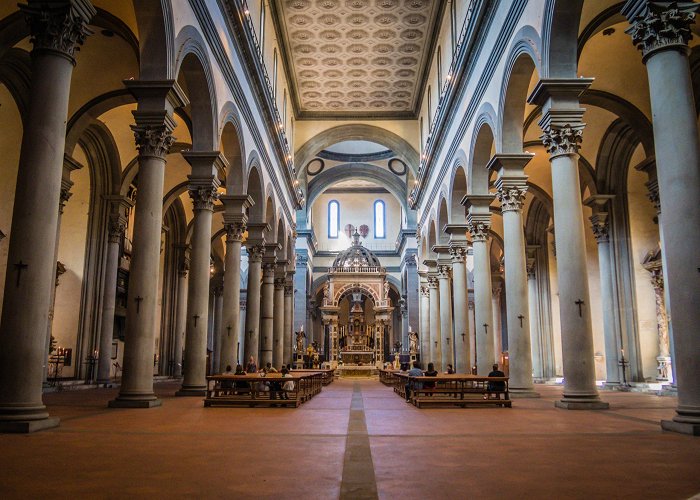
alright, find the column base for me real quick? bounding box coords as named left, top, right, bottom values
left=175, top=387, right=206, bottom=397
left=0, top=417, right=60, bottom=433
left=555, top=398, right=609, bottom=410
left=509, top=389, right=540, bottom=398
left=108, top=396, right=162, bottom=408
left=661, top=419, right=700, bottom=436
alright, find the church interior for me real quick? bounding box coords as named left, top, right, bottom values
left=0, top=0, right=699, bottom=497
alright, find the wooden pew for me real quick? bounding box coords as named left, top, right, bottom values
left=291, top=368, right=335, bottom=386
left=378, top=368, right=398, bottom=385
left=204, top=372, right=324, bottom=408
left=395, top=373, right=512, bottom=408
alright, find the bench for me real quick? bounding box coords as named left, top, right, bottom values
left=291, top=368, right=335, bottom=386
left=204, top=372, right=324, bottom=408
left=379, top=368, right=398, bottom=385
left=395, top=373, right=512, bottom=408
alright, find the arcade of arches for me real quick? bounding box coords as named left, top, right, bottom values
left=0, top=0, right=699, bottom=497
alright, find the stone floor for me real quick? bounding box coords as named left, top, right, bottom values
left=0, top=379, right=698, bottom=499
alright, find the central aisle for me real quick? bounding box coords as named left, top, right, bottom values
left=0, top=379, right=697, bottom=499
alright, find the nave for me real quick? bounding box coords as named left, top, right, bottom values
left=0, top=379, right=698, bottom=499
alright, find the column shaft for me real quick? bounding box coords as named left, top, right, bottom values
left=244, top=246, right=264, bottom=367
left=437, top=266, right=453, bottom=372
left=221, top=227, right=243, bottom=369
left=273, top=276, right=285, bottom=368
left=627, top=3, right=700, bottom=430
left=283, top=282, right=294, bottom=366
left=259, top=263, right=275, bottom=367
left=0, top=1, right=95, bottom=431
left=178, top=180, right=218, bottom=395
left=427, top=277, right=441, bottom=369
left=96, top=216, right=125, bottom=384
left=173, top=269, right=188, bottom=377
left=471, top=238, right=495, bottom=375
left=212, top=285, right=224, bottom=373
left=450, top=249, right=471, bottom=374
left=419, top=282, right=431, bottom=366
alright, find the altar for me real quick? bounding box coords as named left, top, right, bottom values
left=340, top=350, right=374, bottom=365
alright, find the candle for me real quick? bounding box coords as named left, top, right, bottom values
left=620, top=348, right=625, bottom=358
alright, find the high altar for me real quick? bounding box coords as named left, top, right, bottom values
left=320, top=231, right=393, bottom=375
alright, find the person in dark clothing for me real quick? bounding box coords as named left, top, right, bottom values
left=405, top=361, right=423, bottom=402
left=424, top=362, right=438, bottom=395
left=487, top=363, right=506, bottom=397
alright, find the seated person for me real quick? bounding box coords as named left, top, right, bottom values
left=220, top=365, right=234, bottom=391
left=234, top=364, right=248, bottom=393
left=281, top=367, right=294, bottom=400
left=405, top=361, right=423, bottom=402
left=444, top=364, right=455, bottom=374
left=487, top=363, right=506, bottom=397
left=422, top=362, right=438, bottom=396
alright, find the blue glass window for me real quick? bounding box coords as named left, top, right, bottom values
left=374, top=200, right=386, bottom=239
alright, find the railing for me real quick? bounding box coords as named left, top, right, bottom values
left=329, top=266, right=385, bottom=273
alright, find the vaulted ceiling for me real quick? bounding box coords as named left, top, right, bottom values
left=271, top=0, right=444, bottom=119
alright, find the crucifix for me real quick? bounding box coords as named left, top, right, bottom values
left=575, top=299, right=585, bottom=317
left=226, top=325, right=232, bottom=338
left=193, top=314, right=200, bottom=327
left=517, top=314, right=525, bottom=327
left=14, top=260, right=28, bottom=287
left=446, top=337, right=450, bottom=345
left=483, top=323, right=489, bottom=335
left=134, top=296, right=143, bottom=314
left=461, top=333, right=466, bottom=342
left=434, top=340, right=438, bottom=347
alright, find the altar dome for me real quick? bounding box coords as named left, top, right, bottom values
left=332, top=231, right=382, bottom=269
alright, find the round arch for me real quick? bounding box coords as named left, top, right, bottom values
left=295, top=124, right=420, bottom=177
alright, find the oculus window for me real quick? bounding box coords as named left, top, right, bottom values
left=328, top=200, right=340, bottom=239
left=374, top=200, right=386, bottom=239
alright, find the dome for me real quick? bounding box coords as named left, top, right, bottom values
left=332, top=231, right=382, bottom=268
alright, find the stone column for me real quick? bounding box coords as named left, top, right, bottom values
left=212, top=280, right=224, bottom=373
left=624, top=0, right=700, bottom=434
left=109, top=81, right=187, bottom=409
left=0, top=0, right=95, bottom=432
left=173, top=255, right=188, bottom=377
left=489, top=154, right=538, bottom=396
left=446, top=226, right=471, bottom=374
left=526, top=253, right=542, bottom=379
left=436, top=262, right=453, bottom=372
left=177, top=155, right=223, bottom=396
left=529, top=79, right=608, bottom=409
left=419, top=274, right=431, bottom=366
left=584, top=195, right=621, bottom=387
left=491, top=277, right=503, bottom=362
left=645, top=267, right=672, bottom=381
left=463, top=195, right=496, bottom=375
left=243, top=223, right=268, bottom=368
left=96, top=196, right=133, bottom=384
left=283, top=277, right=294, bottom=366
left=273, top=272, right=286, bottom=368
left=425, top=266, right=441, bottom=369
left=219, top=195, right=252, bottom=371
left=259, top=244, right=279, bottom=367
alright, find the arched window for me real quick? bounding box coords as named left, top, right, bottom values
left=374, top=200, right=386, bottom=239
left=282, top=89, right=287, bottom=128
left=450, top=0, right=457, bottom=53
left=427, top=86, right=432, bottom=131
left=328, top=200, right=340, bottom=239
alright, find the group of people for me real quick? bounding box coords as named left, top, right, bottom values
left=220, top=357, right=296, bottom=399
left=401, top=361, right=506, bottom=401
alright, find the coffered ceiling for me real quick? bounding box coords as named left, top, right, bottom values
left=270, top=0, right=444, bottom=119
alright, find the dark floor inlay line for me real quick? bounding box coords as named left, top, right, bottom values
left=339, top=383, right=378, bottom=500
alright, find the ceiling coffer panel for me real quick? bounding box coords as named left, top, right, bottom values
left=274, top=0, right=442, bottom=118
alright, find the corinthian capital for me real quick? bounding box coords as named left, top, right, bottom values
left=108, top=214, right=127, bottom=244
left=449, top=246, right=467, bottom=263
left=589, top=213, right=610, bottom=243
left=21, top=0, right=96, bottom=61
left=497, top=186, right=527, bottom=213
left=225, top=222, right=246, bottom=242
left=438, top=265, right=451, bottom=279
left=541, top=125, right=584, bottom=158
left=467, top=221, right=490, bottom=242
left=247, top=244, right=265, bottom=263
left=132, top=124, right=175, bottom=160
left=427, top=276, right=439, bottom=288
left=624, top=1, right=700, bottom=61
left=189, top=181, right=219, bottom=211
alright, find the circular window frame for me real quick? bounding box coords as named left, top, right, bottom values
left=388, top=158, right=407, bottom=176
left=306, top=158, right=325, bottom=176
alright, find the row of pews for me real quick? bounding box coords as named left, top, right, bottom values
left=379, top=369, right=512, bottom=408
left=204, top=369, right=335, bottom=408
